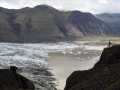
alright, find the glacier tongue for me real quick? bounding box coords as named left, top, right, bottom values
left=0, top=42, right=80, bottom=68
left=0, top=42, right=81, bottom=90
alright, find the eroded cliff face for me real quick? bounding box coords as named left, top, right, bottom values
left=65, top=45, right=120, bottom=90
left=67, top=11, right=114, bottom=36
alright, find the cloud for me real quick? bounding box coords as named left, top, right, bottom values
left=99, top=0, right=108, bottom=4
left=0, top=0, right=119, bottom=14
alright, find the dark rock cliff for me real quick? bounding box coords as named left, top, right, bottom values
left=0, top=66, right=35, bottom=90
left=65, top=45, right=120, bottom=90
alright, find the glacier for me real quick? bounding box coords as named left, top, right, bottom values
left=0, top=42, right=81, bottom=90
left=0, top=42, right=101, bottom=90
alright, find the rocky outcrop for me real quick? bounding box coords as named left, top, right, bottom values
left=65, top=45, right=120, bottom=90
left=0, top=66, right=35, bottom=90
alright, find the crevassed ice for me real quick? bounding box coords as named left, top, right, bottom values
left=0, top=42, right=80, bottom=68
left=0, top=42, right=100, bottom=90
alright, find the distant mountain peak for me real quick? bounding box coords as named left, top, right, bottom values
left=34, top=4, right=56, bottom=10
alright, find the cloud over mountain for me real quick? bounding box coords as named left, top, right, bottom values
left=0, top=0, right=120, bottom=13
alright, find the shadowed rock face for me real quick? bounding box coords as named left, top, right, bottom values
left=65, top=45, right=120, bottom=90
left=68, top=11, right=114, bottom=36
left=0, top=66, right=35, bottom=90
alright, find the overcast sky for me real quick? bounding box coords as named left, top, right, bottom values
left=0, top=0, right=119, bottom=14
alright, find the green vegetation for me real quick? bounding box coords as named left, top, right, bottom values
left=95, top=13, right=120, bottom=23
left=0, top=5, right=119, bottom=42
left=95, top=13, right=120, bottom=35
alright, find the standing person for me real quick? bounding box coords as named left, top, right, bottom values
left=108, top=41, right=111, bottom=47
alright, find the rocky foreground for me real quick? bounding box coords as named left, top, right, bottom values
left=0, top=66, right=35, bottom=90
left=65, top=45, right=120, bottom=90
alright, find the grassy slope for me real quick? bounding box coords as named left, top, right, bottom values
left=95, top=13, right=120, bottom=28
left=0, top=6, right=119, bottom=42
left=95, top=13, right=120, bottom=37
left=0, top=11, right=17, bottom=41
left=13, top=5, right=84, bottom=42
left=14, top=6, right=70, bottom=42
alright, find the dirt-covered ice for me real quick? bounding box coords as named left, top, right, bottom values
left=0, top=42, right=104, bottom=90
left=0, top=42, right=80, bottom=90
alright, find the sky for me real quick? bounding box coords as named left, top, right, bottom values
left=0, top=0, right=119, bottom=14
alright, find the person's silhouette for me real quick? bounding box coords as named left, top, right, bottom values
left=108, top=41, right=111, bottom=47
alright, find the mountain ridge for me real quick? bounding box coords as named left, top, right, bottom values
left=95, top=13, right=120, bottom=34
left=0, top=5, right=118, bottom=42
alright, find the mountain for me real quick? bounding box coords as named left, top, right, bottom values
left=95, top=13, right=120, bottom=26
left=95, top=13, right=120, bottom=33
left=65, top=45, right=120, bottom=90
left=0, top=5, right=118, bottom=42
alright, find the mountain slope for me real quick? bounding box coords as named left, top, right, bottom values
left=95, top=13, right=120, bottom=34
left=95, top=13, right=120, bottom=26
left=68, top=11, right=115, bottom=36
left=0, top=5, right=118, bottom=42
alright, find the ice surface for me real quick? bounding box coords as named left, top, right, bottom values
left=0, top=42, right=80, bottom=68
left=0, top=42, right=81, bottom=90
left=0, top=42, right=99, bottom=90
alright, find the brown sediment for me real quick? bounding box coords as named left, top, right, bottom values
left=47, top=46, right=102, bottom=90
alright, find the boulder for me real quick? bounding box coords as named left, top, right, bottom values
left=0, top=66, right=35, bottom=90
